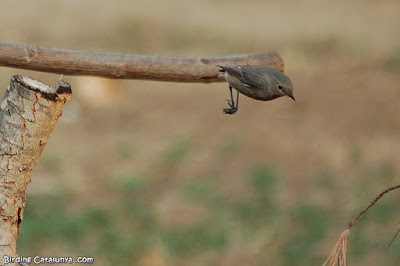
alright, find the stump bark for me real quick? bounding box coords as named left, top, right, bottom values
left=0, top=76, right=72, bottom=265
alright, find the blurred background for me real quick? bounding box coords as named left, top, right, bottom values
left=1, top=0, right=400, bottom=265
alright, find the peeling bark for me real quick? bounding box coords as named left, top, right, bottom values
left=0, top=76, right=72, bottom=265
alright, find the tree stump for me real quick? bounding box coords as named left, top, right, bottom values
left=0, top=76, right=72, bottom=265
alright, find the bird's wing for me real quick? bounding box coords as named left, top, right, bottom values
left=240, top=66, right=267, bottom=89
left=221, top=66, right=266, bottom=89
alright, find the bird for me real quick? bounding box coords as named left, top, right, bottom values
left=218, top=65, right=295, bottom=114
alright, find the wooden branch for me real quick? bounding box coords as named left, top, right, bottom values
left=0, top=76, right=71, bottom=264
left=0, top=42, right=284, bottom=82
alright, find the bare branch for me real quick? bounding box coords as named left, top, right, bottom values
left=0, top=76, right=71, bottom=264
left=347, top=183, right=400, bottom=230
left=0, top=42, right=284, bottom=82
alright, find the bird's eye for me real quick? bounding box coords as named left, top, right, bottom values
left=278, top=85, right=283, bottom=90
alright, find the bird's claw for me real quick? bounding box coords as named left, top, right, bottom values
left=222, top=86, right=239, bottom=115
left=223, top=107, right=238, bottom=115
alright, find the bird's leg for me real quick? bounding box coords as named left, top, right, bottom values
left=223, top=86, right=239, bottom=114
left=236, top=88, right=239, bottom=109
left=225, top=86, right=235, bottom=108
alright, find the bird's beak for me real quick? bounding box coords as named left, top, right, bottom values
left=288, top=94, right=296, bottom=101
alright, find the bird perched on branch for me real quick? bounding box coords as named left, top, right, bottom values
left=218, top=65, right=295, bottom=114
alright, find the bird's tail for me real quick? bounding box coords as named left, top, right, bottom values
left=217, top=65, right=227, bottom=79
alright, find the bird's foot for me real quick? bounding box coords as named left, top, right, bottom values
left=223, top=99, right=237, bottom=114
left=222, top=87, right=239, bottom=115
left=223, top=107, right=238, bottom=115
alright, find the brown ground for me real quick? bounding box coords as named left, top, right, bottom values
left=1, top=0, right=400, bottom=265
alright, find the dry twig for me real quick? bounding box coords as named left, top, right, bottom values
left=323, top=184, right=400, bottom=266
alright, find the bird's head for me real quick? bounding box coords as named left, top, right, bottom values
left=276, top=83, right=295, bottom=101
left=265, top=67, right=295, bottom=101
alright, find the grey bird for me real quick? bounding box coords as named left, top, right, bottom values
left=218, top=65, right=295, bottom=114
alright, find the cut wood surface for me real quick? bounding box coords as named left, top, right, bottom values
left=0, top=42, right=284, bottom=82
